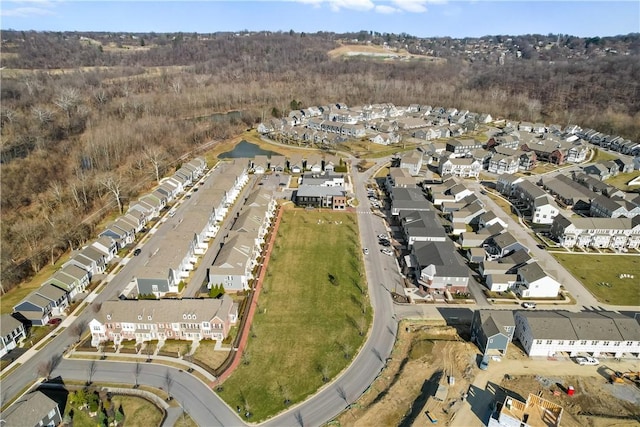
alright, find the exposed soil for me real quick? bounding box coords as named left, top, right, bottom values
left=334, top=320, right=640, bottom=427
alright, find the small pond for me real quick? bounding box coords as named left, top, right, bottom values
left=218, top=140, right=282, bottom=159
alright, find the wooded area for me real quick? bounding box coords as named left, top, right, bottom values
left=1, top=30, right=639, bottom=291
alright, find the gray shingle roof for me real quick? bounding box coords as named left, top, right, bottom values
left=1, top=391, right=59, bottom=427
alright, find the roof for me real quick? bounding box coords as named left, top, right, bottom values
left=1, top=391, right=59, bottom=427
left=518, top=310, right=640, bottom=342
left=563, top=216, right=639, bottom=231
left=98, top=295, right=235, bottom=324
left=0, top=314, right=24, bottom=336
left=517, top=262, right=547, bottom=283
left=500, top=249, right=531, bottom=266
left=296, top=185, right=345, bottom=198
left=477, top=310, right=515, bottom=337
left=36, top=283, right=68, bottom=301
left=413, top=240, right=467, bottom=278
left=492, top=231, right=518, bottom=249
left=211, top=232, right=256, bottom=275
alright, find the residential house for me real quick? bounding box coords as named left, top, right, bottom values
left=477, top=211, right=508, bottom=230
left=209, top=231, right=260, bottom=292
left=486, top=135, right=520, bottom=151
left=514, top=310, right=640, bottom=358
left=550, top=214, right=640, bottom=249
left=36, top=283, right=70, bottom=316
left=89, top=295, right=238, bottom=347
left=496, top=174, right=524, bottom=197
left=485, top=273, right=519, bottom=293
left=91, top=235, right=118, bottom=264
left=1, top=390, right=62, bottom=427
left=412, top=240, right=469, bottom=296
left=486, top=151, right=518, bottom=174
left=449, top=202, right=486, bottom=235
left=390, top=187, right=431, bottom=217
left=541, top=174, right=598, bottom=210
left=400, top=150, right=424, bottom=176
left=1, top=314, right=27, bottom=358
left=400, top=210, right=448, bottom=247
left=65, top=246, right=107, bottom=277
left=515, top=262, right=561, bottom=298
left=531, top=195, right=559, bottom=225
left=581, top=163, right=612, bottom=181
left=491, top=231, right=529, bottom=257
left=46, top=264, right=90, bottom=301
left=386, top=167, right=417, bottom=192
left=445, top=139, right=483, bottom=157
left=252, top=155, right=269, bottom=174
left=438, top=156, right=481, bottom=178
left=459, top=223, right=505, bottom=248
left=13, top=292, right=54, bottom=326
left=470, top=310, right=515, bottom=356
left=269, top=155, right=287, bottom=172
left=480, top=261, right=517, bottom=277
left=590, top=195, right=640, bottom=218
left=294, top=185, right=346, bottom=209
left=466, top=247, right=486, bottom=264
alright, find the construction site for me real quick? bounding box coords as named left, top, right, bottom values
left=334, top=320, right=640, bottom=427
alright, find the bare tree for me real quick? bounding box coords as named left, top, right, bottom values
left=143, top=146, right=165, bottom=183
left=100, top=173, right=124, bottom=214
left=133, top=362, right=141, bottom=388
left=164, top=369, right=174, bottom=400
left=70, top=320, right=88, bottom=343
left=53, top=87, right=80, bottom=121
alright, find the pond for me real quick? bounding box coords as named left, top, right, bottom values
left=218, top=140, right=282, bottom=159
left=192, top=110, right=243, bottom=123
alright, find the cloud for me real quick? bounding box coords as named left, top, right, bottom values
left=375, top=4, right=399, bottom=14
left=1, top=0, right=57, bottom=17
left=0, top=6, right=55, bottom=17
left=391, top=0, right=427, bottom=13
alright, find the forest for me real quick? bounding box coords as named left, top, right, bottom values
left=1, top=29, right=639, bottom=291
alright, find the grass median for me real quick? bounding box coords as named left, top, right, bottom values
left=552, top=253, right=640, bottom=306
left=218, top=208, right=372, bottom=421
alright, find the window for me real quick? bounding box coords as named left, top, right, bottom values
left=546, top=340, right=552, bottom=345
left=558, top=340, right=564, bottom=345
left=614, top=342, right=620, bottom=346
left=535, top=340, right=543, bottom=345
left=569, top=341, right=575, bottom=345
left=603, top=341, right=610, bottom=346
left=580, top=340, right=587, bottom=345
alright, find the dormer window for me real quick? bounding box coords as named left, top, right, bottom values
left=148, top=316, right=152, bottom=320
left=192, top=314, right=197, bottom=320
left=137, top=315, right=142, bottom=320
left=106, top=314, right=111, bottom=320
left=183, top=314, right=187, bottom=320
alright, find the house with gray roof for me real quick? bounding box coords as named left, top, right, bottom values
left=89, top=295, right=238, bottom=347
left=550, top=214, right=640, bottom=249
left=294, top=185, right=345, bottom=209
left=491, top=231, right=528, bottom=258
left=13, top=292, right=54, bottom=326
left=514, top=310, right=640, bottom=358
left=590, top=195, right=640, bottom=218
left=386, top=167, right=417, bottom=191
left=541, top=174, right=597, bottom=209
left=399, top=150, right=424, bottom=176
left=35, top=283, right=70, bottom=316
left=1, top=390, right=62, bottom=427
left=390, top=187, right=430, bottom=216
left=64, top=245, right=107, bottom=277
left=400, top=210, right=447, bottom=247
left=91, top=235, right=118, bottom=264
left=515, top=262, right=560, bottom=298
left=208, top=231, right=259, bottom=292
left=47, top=264, right=91, bottom=300
left=1, top=314, right=26, bottom=358
left=411, top=240, right=469, bottom=296
left=471, top=310, right=516, bottom=356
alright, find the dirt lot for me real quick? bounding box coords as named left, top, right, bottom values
left=334, top=321, right=640, bottom=427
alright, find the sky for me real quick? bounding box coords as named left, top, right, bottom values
left=1, top=1, right=639, bottom=38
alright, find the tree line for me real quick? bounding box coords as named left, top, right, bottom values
left=1, top=30, right=639, bottom=291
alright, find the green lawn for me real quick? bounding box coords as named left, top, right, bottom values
left=552, top=253, right=640, bottom=306
left=605, top=171, right=640, bottom=191
left=218, top=209, right=371, bottom=421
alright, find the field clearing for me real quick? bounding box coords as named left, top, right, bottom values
left=552, top=253, right=640, bottom=306
left=218, top=209, right=371, bottom=421
left=328, top=44, right=443, bottom=63
left=111, top=395, right=164, bottom=427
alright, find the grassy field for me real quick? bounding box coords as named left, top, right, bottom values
left=604, top=170, right=640, bottom=191
left=218, top=209, right=371, bottom=421
left=552, top=253, right=640, bottom=305
left=111, top=395, right=164, bottom=427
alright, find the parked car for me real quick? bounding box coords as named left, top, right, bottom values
left=133, top=248, right=142, bottom=256
left=479, top=355, right=490, bottom=370
left=48, top=318, right=62, bottom=326
left=576, top=356, right=599, bottom=366
left=363, top=248, right=369, bottom=255
left=377, top=234, right=387, bottom=240
left=381, top=248, right=394, bottom=256
left=521, top=302, right=537, bottom=309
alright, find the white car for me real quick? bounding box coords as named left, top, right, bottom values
left=381, top=248, right=393, bottom=256
left=576, top=356, right=599, bottom=366
left=363, top=248, right=369, bottom=255
left=377, top=234, right=387, bottom=240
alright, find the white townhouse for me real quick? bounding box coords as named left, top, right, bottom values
left=550, top=215, right=640, bottom=249
left=514, top=310, right=640, bottom=358
left=438, top=156, right=481, bottom=178
left=515, top=262, right=561, bottom=298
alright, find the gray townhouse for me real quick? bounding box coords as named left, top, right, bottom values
left=400, top=210, right=448, bottom=247
left=411, top=240, right=469, bottom=297
left=471, top=310, right=516, bottom=356
left=1, top=314, right=27, bottom=358
left=1, top=390, right=62, bottom=427
left=390, top=187, right=431, bottom=217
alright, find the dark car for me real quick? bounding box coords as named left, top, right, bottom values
left=134, top=248, right=142, bottom=256
left=48, top=318, right=62, bottom=326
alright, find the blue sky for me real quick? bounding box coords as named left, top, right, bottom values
left=1, top=1, right=639, bottom=38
